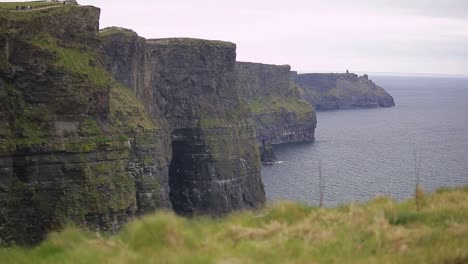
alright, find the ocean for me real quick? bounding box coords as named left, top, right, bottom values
left=261, top=75, right=468, bottom=206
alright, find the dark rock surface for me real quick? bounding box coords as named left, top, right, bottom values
left=102, top=32, right=265, bottom=215
left=260, top=142, right=277, bottom=163
left=0, top=6, right=172, bottom=245
left=0, top=6, right=265, bottom=245
left=294, top=73, right=395, bottom=110
left=234, top=62, right=316, bottom=150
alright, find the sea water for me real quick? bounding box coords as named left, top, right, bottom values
left=261, top=75, right=468, bottom=206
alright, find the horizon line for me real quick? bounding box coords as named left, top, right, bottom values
left=296, top=70, right=468, bottom=78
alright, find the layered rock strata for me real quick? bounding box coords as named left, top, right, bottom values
left=234, top=62, right=316, bottom=153
left=0, top=6, right=172, bottom=244
left=102, top=30, right=265, bottom=215
left=0, top=6, right=266, bottom=245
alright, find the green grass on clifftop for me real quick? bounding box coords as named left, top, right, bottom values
left=99, top=27, right=137, bottom=38
left=0, top=3, right=68, bottom=21
left=249, top=96, right=314, bottom=119
left=30, top=35, right=112, bottom=87
left=1, top=187, right=467, bottom=263
left=0, top=2, right=58, bottom=10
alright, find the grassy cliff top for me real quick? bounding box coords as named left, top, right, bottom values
left=1, top=186, right=466, bottom=263
left=249, top=96, right=314, bottom=119
left=0, top=1, right=59, bottom=10
left=237, top=61, right=291, bottom=71
left=0, top=4, right=89, bottom=22
left=236, top=61, right=291, bottom=71
left=146, top=37, right=236, bottom=48
left=99, top=27, right=138, bottom=38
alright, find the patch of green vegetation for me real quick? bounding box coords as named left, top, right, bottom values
left=249, top=96, right=313, bottom=119
left=199, top=117, right=221, bottom=128
left=227, top=100, right=251, bottom=121
left=146, top=37, right=235, bottom=48
left=436, top=186, right=468, bottom=194
left=0, top=2, right=59, bottom=10
left=50, top=157, right=136, bottom=231
left=29, top=36, right=112, bottom=87
left=99, top=27, right=137, bottom=38
left=1, top=82, right=51, bottom=147
left=0, top=4, right=69, bottom=21
left=201, top=128, right=260, bottom=176
left=1, top=187, right=468, bottom=263
left=80, top=160, right=136, bottom=212
left=116, top=134, right=129, bottom=142
left=65, top=138, right=96, bottom=152
left=109, top=83, right=157, bottom=133
left=0, top=139, right=15, bottom=153
left=199, top=100, right=251, bottom=129
left=64, top=135, right=130, bottom=152
left=94, top=136, right=111, bottom=146
left=11, top=32, right=154, bottom=147
left=78, top=117, right=100, bottom=136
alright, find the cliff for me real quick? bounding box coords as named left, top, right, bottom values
left=101, top=30, right=265, bottom=215
left=234, top=62, right=316, bottom=151
left=0, top=5, right=265, bottom=244
left=294, top=73, right=395, bottom=110
left=0, top=5, right=173, bottom=245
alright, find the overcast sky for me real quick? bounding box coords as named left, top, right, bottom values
left=10, top=0, right=468, bottom=75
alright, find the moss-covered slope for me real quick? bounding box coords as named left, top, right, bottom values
left=235, top=62, right=316, bottom=148
left=294, top=73, right=395, bottom=110
left=0, top=5, right=171, bottom=245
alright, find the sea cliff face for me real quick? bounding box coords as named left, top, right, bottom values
left=294, top=73, right=395, bottom=110
left=0, top=5, right=265, bottom=245
left=234, top=62, right=316, bottom=148
left=102, top=31, right=265, bottom=215
left=0, top=6, right=173, bottom=244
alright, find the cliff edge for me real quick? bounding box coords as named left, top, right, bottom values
left=234, top=62, right=316, bottom=158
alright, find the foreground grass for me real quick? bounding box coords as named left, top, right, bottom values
left=1, top=187, right=467, bottom=264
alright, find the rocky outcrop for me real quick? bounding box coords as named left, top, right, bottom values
left=234, top=62, right=316, bottom=150
left=294, top=73, right=395, bottom=110
left=102, top=31, right=265, bottom=215
left=0, top=5, right=265, bottom=245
